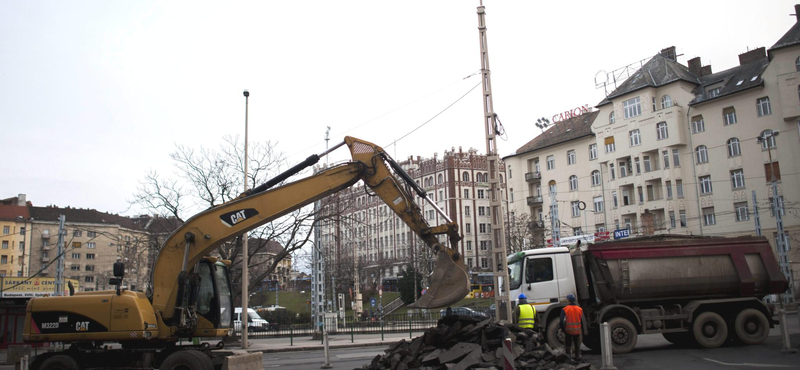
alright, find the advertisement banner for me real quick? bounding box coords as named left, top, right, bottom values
left=0, top=277, right=80, bottom=298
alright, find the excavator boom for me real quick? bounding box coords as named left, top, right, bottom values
left=151, top=136, right=469, bottom=322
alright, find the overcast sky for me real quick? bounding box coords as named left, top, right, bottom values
left=2, top=0, right=798, bottom=216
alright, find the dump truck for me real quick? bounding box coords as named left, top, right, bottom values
left=22, top=136, right=469, bottom=370
left=507, top=235, right=788, bottom=353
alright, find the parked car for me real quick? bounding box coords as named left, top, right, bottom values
left=234, top=307, right=270, bottom=332
left=440, top=306, right=490, bottom=319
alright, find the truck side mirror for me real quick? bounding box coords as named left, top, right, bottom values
left=113, top=262, right=125, bottom=278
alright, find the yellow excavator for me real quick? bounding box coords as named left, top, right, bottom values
left=23, top=136, right=469, bottom=370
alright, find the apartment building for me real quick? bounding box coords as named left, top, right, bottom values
left=0, top=201, right=31, bottom=277
left=316, top=147, right=507, bottom=286
left=505, top=10, right=800, bottom=298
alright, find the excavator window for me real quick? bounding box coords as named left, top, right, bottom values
left=213, top=262, right=233, bottom=328
left=196, top=263, right=214, bottom=315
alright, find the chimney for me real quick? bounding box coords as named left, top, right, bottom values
left=738, top=47, right=766, bottom=65
left=659, top=46, right=677, bottom=61
left=17, top=194, right=26, bottom=207
left=701, top=65, right=712, bottom=76
left=688, top=57, right=702, bottom=76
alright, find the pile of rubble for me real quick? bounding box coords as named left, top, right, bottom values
left=356, top=315, right=593, bottom=370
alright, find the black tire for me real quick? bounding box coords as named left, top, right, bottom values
left=546, top=319, right=565, bottom=349
left=160, top=350, right=213, bottom=370
left=607, top=317, right=638, bottom=354
left=662, top=332, right=694, bottom=346
left=582, top=331, right=600, bottom=352
left=39, top=355, right=81, bottom=370
left=734, top=308, right=770, bottom=345
left=692, top=312, right=728, bottom=348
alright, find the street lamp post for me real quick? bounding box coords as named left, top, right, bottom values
left=241, top=89, right=250, bottom=349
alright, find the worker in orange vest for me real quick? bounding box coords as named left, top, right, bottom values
left=560, top=293, right=585, bottom=361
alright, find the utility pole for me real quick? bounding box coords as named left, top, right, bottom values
left=476, top=3, right=511, bottom=322
left=752, top=191, right=762, bottom=237
left=241, top=89, right=250, bottom=349
left=758, top=130, right=793, bottom=303
left=55, top=215, right=65, bottom=296
left=550, top=193, right=560, bottom=248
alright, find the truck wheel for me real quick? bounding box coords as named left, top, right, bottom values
left=582, top=331, right=600, bottom=351
left=692, top=312, right=728, bottom=348
left=39, top=355, right=80, bottom=370
left=546, top=319, right=565, bottom=349
left=734, top=309, right=769, bottom=345
left=160, top=350, right=213, bottom=370
left=608, top=317, right=637, bottom=354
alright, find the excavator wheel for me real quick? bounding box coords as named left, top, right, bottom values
left=159, top=350, right=213, bottom=370
left=38, top=355, right=80, bottom=370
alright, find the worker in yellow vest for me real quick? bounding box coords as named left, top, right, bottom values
left=513, top=293, right=538, bottom=330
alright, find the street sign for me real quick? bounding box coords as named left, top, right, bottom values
left=613, top=229, right=630, bottom=239
left=370, top=298, right=376, bottom=307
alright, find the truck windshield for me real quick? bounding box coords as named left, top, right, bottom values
left=214, top=264, right=233, bottom=327
left=508, top=258, right=523, bottom=290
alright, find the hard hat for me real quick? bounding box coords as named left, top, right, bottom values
left=567, top=293, right=576, bottom=302
left=518, top=293, right=527, bottom=300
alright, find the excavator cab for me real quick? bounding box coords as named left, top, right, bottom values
left=190, top=259, right=234, bottom=331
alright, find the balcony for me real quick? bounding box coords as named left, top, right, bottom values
left=525, top=172, right=542, bottom=183
left=41, top=231, right=50, bottom=239
left=41, top=256, right=50, bottom=263
left=42, top=246, right=51, bottom=251
left=527, top=195, right=543, bottom=206
left=527, top=221, right=545, bottom=229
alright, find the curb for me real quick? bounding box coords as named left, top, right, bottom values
left=246, top=340, right=402, bottom=354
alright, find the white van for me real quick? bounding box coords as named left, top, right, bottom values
left=234, top=307, right=269, bottom=332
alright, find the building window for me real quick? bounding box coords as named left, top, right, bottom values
left=629, top=129, right=641, bottom=146
left=672, top=149, right=681, bottom=167
left=702, top=207, right=716, bottom=226
left=86, top=242, right=96, bottom=249
left=699, top=175, right=713, bottom=194
left=609, top=163, right=616, bottom=180
left=480, top=241, right=489, bottom=251
left=679, top=210, right=687, bottom=227
left=723, top=107, right=737, bottom=125
left=669, top=211, right=676, bottom=228
left=85, top=265, right=95, bottom=271
left=731, top=169, right=746, bottom=189
left=656, top=122, right=668, bottom=140
left=73, top=230, right=82, bottom=237
left=465, top=223, right=471, bottom=233
left=70, top=265, right=80, bottom=271
left=707, top=87, right=721, bottom=98
left=481, top=258, right=488, bottom=269
left=619, top=161, right=629, bottom=177
left=567, top=150, right=576, bottom=165
left=726, top=138, right=741, bottom=157
left=612, top=191, right=618, bottom=208
left=464, top=206, right=470, bottom=217
left=765, top=162, right=781, bottom=181
left=760, top=129, right=777, bottom=149
left=464, top=189, right=469, bottom=198
left=796, top=56, right=800, bottom=71
left=571, top=201, right=581, bottom=217
left=662, top=150, right=670, bottom=169
left=695, top=145, right=709, bottom=164
left=609, top=111, right=616, bottom=124
left=478, top=190, right=485, bottom=199
left=589, top=144, right=597, bottom=160
left=546, top=155, right=555, bottom=170
left=1, top=226, right=8, bottom=235
left=549, top=180, right=557, bottom=195
left=634, top=158, right=641, bottom=174
left=0, top=241, right=6, bottom=249
left=86, top=253, right=95, bottom=260
left=643, top=156, right=652, bottom=172
left=466, top=241, right=472, bottom=251
left=479, top=224, right=487, bottom=233
left=591, top=170, right=601, bottom=186
left=87, top=231, right=96, bottom=237
left=756, top=97, right=772, bottom=117
left=623, top=97, right=642, bottom=119
left=661, top=95, right=673, bottom=109
left=71, top=253, right=80, bottom=259
left=676, top=179, right=684, bottom=197
left=691, top=115, right=705, bottom=133
left=569, top=175, right=578, bottom=191
left=85, top=276, right=94, bottom=283
left=462, top=172, right=470, bottom=182
left=605, top=141, right=616, bottom=153
left=735, top=202, right=750, bottom=221
left=574, top=227, right=583, bottom=236
left=638, top=186, right=644, bottom=203
left=478, top=206, right=486, bottom=216
left=594, top=196, right=603, bottom=212
left=665, top=180, right=673, bottom=199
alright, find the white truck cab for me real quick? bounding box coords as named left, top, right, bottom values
left=507, top=247, right=577, bottom=314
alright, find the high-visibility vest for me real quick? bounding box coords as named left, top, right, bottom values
left=518, top=304, right=536, bottom=329
left=563, top=304, right=583, bottom=335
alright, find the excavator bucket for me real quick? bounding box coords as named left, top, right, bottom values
left=409, top=245, right=470, bottom=309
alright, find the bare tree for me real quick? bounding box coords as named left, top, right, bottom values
left=130, top=135, right=316, bottom=304
left=506, top=213, right=545, bottom=253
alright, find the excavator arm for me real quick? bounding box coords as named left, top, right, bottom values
left=150, top=137, right=469, bottom=326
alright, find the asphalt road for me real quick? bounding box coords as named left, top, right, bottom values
left=262, top=347, right=383, bottom=370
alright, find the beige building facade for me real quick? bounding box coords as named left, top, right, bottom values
left=505, top=12, right=800, bottom=299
